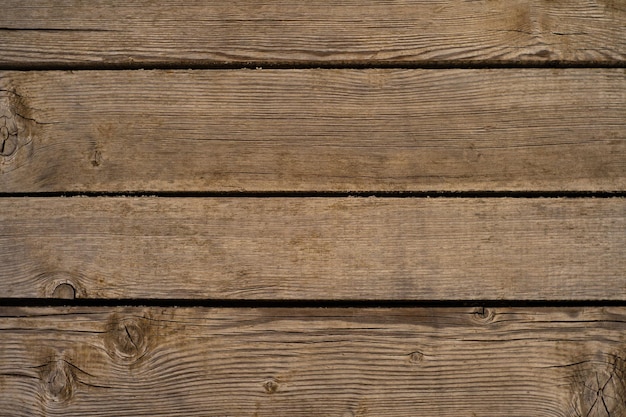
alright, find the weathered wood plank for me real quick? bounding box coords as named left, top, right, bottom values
left=0, top=306, right=624, bottom=416
left=1, top=69, right=624, bottom=192
left=1, top=0, right=624, bottom=67
left=0, top=197, right=623, bottom=300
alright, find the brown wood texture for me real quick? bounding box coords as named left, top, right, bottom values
left=1, top=197, right=624, bottom=300
left=1, top=0, right=625, bottom=67
left=1, top=1, right=625, bottom=415
left=1, top=306, right=625, bottom=416
left=1, top=69, right=624, bottom=192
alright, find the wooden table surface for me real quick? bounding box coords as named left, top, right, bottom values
left=0, top=1, right=625, bottom=416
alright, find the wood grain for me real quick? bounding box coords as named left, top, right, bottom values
left=0, top=0, right=624, bottom=67
left=0, top=197, right=624, bottom=300
left=0, top=306, right=625, bottom=416
left=1, top=69, right=625, bottom=192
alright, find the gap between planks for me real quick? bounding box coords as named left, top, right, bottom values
left=3, top=298, right=626, bottom=309
left=1, top=191, right=626, bottom=198
left=2, top=61, right=626, bottom=71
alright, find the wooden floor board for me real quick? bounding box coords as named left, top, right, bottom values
left=0, top=0, right=624, bottom=67
left=1, top=69, right=624, bottom=192
left=0, top=197, right=623, bottom=300
left=0, top=306, right=624, bottom=416
left=2, top=1, right=625, bottom=415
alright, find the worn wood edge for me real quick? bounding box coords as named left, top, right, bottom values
left=1, top=68, right=625, bottom=192
left=0, top=197, right=623, bottom=300
left=0, top=0, right=625, bottom=66
left=0, top=306, right=624, bottom=416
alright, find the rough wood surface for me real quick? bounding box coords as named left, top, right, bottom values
left=1, top=0, right=624, bottom=67
left=1, top=69, right=625, bottom=192
left=0, top=306, right=625, bottom=416
left=0, top=197, right=624, bottom=300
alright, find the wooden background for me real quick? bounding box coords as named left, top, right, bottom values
left=0, top=1, right=625, bottom=416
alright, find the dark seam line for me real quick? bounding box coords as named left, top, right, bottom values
left=0, top=191, right=624, bottom=198
left=1, top=299, right=626, bottom=308
left=0, top=60, right=624, bottom=71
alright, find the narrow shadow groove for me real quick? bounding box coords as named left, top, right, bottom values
left=1, top=298, right=625, bottom=308
left=0, top=60, right=624, bottom=71
left=0, top=191, right=624, bottom=198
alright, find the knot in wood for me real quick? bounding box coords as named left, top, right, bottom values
left=472, top=307, right=496, bottom=324
left=570, top=351, right=626, bottom=417
left=0, top=88, right=34, bottom=170
left=0, top=114, right=19, bottom=157
left=39, top=359, right=74, bottom=403
left=40, top=271, right=84, bottom=299
left=105, top=315, right=150, bottom=364
left=408, top=350, right=424, bottom=364
left=52, top=283, right=76, bottom=300
left=263, top=378, right=279, bottom=394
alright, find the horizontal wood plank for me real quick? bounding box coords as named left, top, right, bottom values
left=1, top=69, right=625, bottom=192
left=0, top=306, right=625, bottom=416
left=0, top=0, right=624, bottom=67
left=0, top=197, right=624, bottom=300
